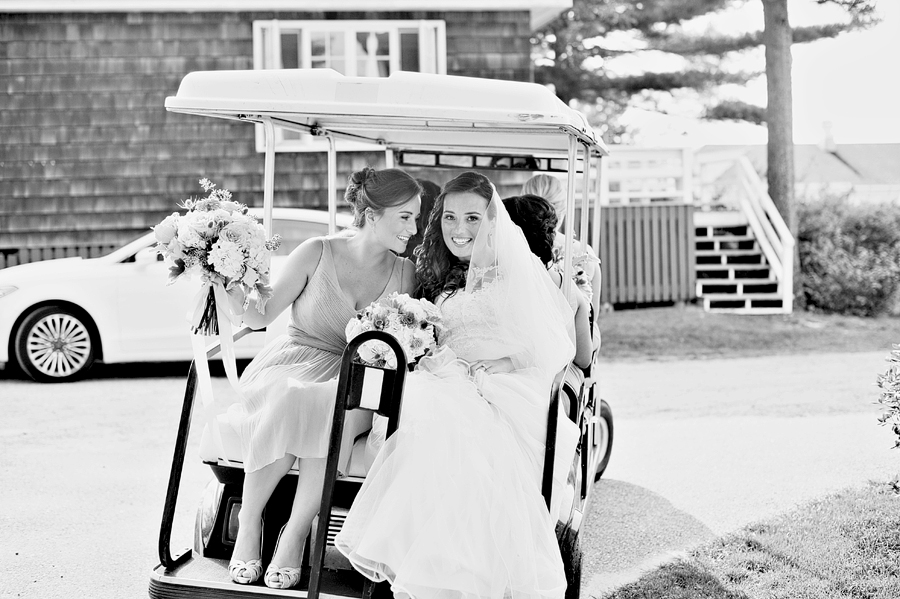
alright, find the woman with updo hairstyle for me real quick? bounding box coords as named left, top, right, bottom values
left=225, top=166, right=421, bottom=589
left=503, top=193, right=558, bottom=265
left=504, top=194, right=594, bottom=368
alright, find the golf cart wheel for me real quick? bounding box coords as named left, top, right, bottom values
left=14, top=305, right=96, bottom=383
left=557, top=522, right=582, bottom=599
left=594, top=399, right=614, bottom=481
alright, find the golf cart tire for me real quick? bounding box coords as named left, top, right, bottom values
left=594, top=399, right=614, bottom=482
left=557, top=522, right=582, bottom=599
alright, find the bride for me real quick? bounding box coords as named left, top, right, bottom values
left=334, top=171, right=580, bottom=599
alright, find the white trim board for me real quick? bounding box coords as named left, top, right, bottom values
left=0, top=0, right=571, bottom=29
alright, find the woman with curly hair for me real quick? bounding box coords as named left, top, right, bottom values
left=504, top=193, right=594, bottom=368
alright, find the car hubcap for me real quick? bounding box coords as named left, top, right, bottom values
left=26, top=314, right=91, bottom=377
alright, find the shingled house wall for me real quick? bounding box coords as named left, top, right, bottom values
left=0, top=10, right=533, bottom=268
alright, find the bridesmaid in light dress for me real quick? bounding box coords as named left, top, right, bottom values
left=227, top=167, right=421, bottom=589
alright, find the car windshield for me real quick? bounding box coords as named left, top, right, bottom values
left=273, top=218, right=346, bottom=256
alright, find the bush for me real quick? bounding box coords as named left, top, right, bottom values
left=876, top=344, right=900, bottom=449
left=798, top=194, right=900, bottom=317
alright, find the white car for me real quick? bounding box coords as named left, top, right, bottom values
left=0, top=208, right=352, bottom=383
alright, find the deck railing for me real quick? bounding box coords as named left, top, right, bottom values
left=692, top=151, right=795, bottom=312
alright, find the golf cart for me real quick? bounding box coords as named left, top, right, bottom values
left=149, top=69, right=613, bottom=599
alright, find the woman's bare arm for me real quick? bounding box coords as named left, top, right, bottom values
left=232, top=238, right=324, bottom=330
left=572, top=290, right=593, bottom=369
left=398, top=257, right=418, bottom=295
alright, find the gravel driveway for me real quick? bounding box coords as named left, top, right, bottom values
left=1, top=351, right=897, bottom=599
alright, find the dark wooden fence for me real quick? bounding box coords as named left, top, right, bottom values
left=578, top=203, right=696, bottom=306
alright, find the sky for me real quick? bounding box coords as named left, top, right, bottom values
left=618, top=0, right=900, bottom=147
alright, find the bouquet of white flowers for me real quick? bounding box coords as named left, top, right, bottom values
left=346, top=292, right=441, bottom=370
left=552, top=237, right=598, bottom=302
left=153, top=178, right=281, bottom=336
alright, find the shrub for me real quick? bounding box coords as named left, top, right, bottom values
left=876, top=344, right=900, bottom=449
left=798, top=194, right=900, bottom=317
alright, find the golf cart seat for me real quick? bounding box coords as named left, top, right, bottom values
left=197, top=407, right=376, bottom=478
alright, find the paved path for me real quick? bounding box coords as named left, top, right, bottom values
left=580, top=351, right=900, bottom=597
left=0, top=351, right=897, bottom=599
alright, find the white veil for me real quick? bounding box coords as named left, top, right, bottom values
left=465, top=187, right=575, bottom=379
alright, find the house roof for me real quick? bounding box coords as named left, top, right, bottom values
left=0, top=0, right=572, bottom=30
left=700, top=143, right=900, bottom=186
left=165, top=69, right=609, bottom=158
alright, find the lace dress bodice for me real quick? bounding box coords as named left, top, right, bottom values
left=437, top=284, right=523, bottom=364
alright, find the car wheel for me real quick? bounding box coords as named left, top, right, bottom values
left=14, top=306, right=96, bottom=383
left=594, top=399, right=614, bottom=481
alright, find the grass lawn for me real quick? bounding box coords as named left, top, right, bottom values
left=598, top=304, right=900, bottom=361
left=601, top=480, right=900, bottom=599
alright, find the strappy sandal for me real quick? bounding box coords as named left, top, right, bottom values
left=229, top=523, right=264, bottom=585
left=264, top=524, right=303, bottom=589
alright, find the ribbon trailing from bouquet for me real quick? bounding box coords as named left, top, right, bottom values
left=189, top=280, right=244, bottom=469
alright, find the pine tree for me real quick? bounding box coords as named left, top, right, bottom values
left=534, top=0, right=877, bottom=302
left=533, top=0, right=876, bottom=141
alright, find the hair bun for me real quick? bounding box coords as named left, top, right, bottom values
left=349, top=166, right=376, bottom=187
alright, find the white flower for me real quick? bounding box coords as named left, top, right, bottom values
left=177, top=212, right=210, bottom=249
left=208, top=237, right=245, bottom=280
left=164, top=238, right=184, bottom=260
left=154, top=213, right=180, bottom=244
left=241, top=268, right=259, bottom=288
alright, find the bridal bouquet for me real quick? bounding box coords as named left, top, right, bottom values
left=876, top=343, right=900, bottom=449
left=553, top=239, right=598, bottom=302
left=153, top=178, right=282, bottom=336
left=346, top=292, right=441, bottom=370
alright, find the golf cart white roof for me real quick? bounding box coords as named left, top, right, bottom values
left=165, top=69, right=609, bottom=158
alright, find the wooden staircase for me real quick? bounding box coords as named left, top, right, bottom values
left=694, top=213, right=788, bottom=313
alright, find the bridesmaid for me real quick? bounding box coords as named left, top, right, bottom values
left=227, top=167, right=421, bottom=589
left=521, top=174, right=601, bottom=315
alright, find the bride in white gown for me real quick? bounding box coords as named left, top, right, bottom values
left=334, top=171, right=580, bottom=599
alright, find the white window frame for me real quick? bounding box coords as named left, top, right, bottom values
left=252, top=19, right=447, bottom=153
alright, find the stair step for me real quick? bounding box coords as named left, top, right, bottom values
left=696, top=240, right=758, bottom=252
left=696, top=249, right=762, bottom=257
left=742, top=283, right=779, bottom=293
left=704, top=296, right=787, bottom=313
left=707, top=306, right=788, bottom=315
left=696, top=234, right=756, bottom=242
left=696, top=263, right=771, bottom=271
left=698, top=283, right=740, bottom=294
left=694, top=211, right=749, bottom=228
left=702, top=292, right=784, bottom=301
left=698, top=270, right=772, bottom=281
left=697, top=282, right=779, bottom=294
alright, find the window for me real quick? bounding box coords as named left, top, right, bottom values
left=253, top=19, right=447, bottom=152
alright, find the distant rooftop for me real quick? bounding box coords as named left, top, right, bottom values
left=700, top=143, right=900, bottom=187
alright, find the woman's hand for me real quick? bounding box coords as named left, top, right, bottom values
left=226, top=286, right=248, bottom=317
left=469, top=357, right=514, bottom=376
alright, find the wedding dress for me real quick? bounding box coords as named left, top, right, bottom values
left=334, top=193, right=580, bottom=599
